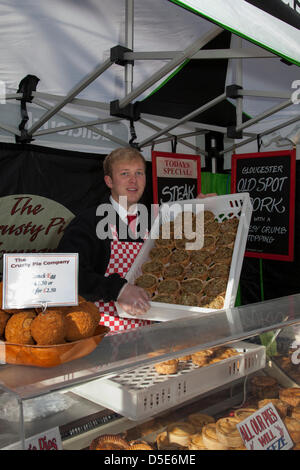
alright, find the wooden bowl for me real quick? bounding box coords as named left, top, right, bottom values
left=0, top=325, right=110, bottom=368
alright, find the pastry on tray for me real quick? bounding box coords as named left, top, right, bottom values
left=284, top=417, right=300, bottom=443
left=189, top=250, right=212, bottom=266
left=89, top=434, right=130, bottom=450
left=203, top=278, right=227, bottom=297
left=188, top=433, right=207, bottom=450
left=157, top=279, right=180, bottom=296
left=215, top=417, right=243, bottom=448
left=0, top=310, right=10, bottom=338
left=5, top=310, right=36, bottom=345
left=176, top=293, right=199, bottom=307
left=154, top=238, right=175, bottom=249
left=163, top=263, right=185, bottom=280
left=169, top=249, right=190, bottom=266
left=63, top=306, right=98, bottom=342
left=149, top=246, right=171, bottom=264
left=219, top=217, right=239, bottom=233
left=250, top=376, right=279, bottom=399
left=184, top=264, right=208, bottom=281
left=141, top=260, right=164, bottom=276
left=129, top=440, right=154, bottom=450
left=30, top=309, right=66, bottom=345
left=279, top=388, right=300, bottom=407
left=258, top=398, right=289, bottom=419
left=151, top=293, right=176, bottom=304
left=135, top=273, right=158, bottom=295
left=208, top=263, right=230, bottom=279
left=202, top=423, right=228, bottom=450
left=167, top=422, right=196, bottom=446
left=204, top=220, right=221, bottom=236
left=155, top=359, right=178, bottom=375
left=218, top=231, right=236, bottom=247
left=234, top=408, right=257, bottom=421
left=181, top=278, right=204, bottom=295
left=187, top=412, right=215, bottom=431
left=203, top=210, right=215, bottom=224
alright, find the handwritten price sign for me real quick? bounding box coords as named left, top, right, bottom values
left=2, top=253, right=78, bottom=309
left=237, top=403, right=293, bottom=450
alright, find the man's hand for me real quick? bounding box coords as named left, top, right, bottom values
left=117, top=283, right=150, bottom=316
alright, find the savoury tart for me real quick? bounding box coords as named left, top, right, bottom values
left=89, top=434, right=130, bottom=450
left=215, top=417, right=243, bottom=448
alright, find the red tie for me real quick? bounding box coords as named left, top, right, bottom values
left=127, top=214, right=137, bottom=235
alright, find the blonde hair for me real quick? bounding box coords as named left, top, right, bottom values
left=103, top=147, right=146, bottom=177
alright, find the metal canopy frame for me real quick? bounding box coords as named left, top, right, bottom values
left=1, top=0, right=299, bottom=161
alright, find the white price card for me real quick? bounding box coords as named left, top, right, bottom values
left=237, top=402, right=294, bottom=450
left=2, top=253, right=78, bottom=309
left=2, top=426, right=62, bottom=450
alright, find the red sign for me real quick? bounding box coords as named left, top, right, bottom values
left=231, top=150, right=296, bottom=261
left=152, top=151, right=201, bottom=205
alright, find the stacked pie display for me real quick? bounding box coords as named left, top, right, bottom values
left=0, top=282, right=102, bottom=346
left=135, top=211, right=239, bottom=310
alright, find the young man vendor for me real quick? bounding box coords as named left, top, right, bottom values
left=58, top=147, right=152, bottom=334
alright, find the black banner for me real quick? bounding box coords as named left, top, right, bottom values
left=245, top=0, right=300, bottom=30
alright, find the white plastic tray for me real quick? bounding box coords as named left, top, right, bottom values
left=72, top=341, right=265, bottom=421
left=116, top=193, right=253, bottom=321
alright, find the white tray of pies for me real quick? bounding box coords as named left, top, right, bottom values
left=72, top=340, right=265, bottom=421
left=116, top=193, right=253, bottom=321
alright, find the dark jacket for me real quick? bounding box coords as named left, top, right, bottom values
left=57, top=194, right=149, bottom=302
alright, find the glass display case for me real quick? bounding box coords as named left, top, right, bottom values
left=1, top=293, right=300, bottom=450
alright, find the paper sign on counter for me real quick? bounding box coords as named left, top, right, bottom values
left=2, top=253, right=78, bottom=309
left=237, top=402, right=294, bottom=450
left=2, top=427, right=62, bottom=450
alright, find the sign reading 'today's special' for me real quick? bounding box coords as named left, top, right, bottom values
left=152, top=151, right=201, bottom=205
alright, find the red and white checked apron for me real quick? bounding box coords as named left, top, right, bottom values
left=96, top=224, right=151, bottom=335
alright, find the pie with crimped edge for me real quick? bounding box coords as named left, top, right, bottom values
left=89, top=434, right=130, bottom=450
left=188, top=433, right=208, bottom=450
left=176, top=293, right=199, bottom=307
left=129, top=440, right=154, bottom=450
left=162, top=263, right=185, bottom=280
left=155, top=359, right=178, bottom=375
left=141, top=260, right=164, bottom=275
left=202, top=423, right=228, bottom=450
left=215, top=417, right=243, bottom=448
left=184, top=264, right=208, bottom=281
left=204, top=220, right=221, bottom=236
left=234, top=408, right=257, bottom=421
left=157, top=279, right=180, bottom=295
left=187, top=412, right=215, bottom=430
left=284, top=417, right=300, bottom=443
left=279, top=387, right=300, bottom=407
left=154, top=237, right=175, bottom=249
left=181, top=278, right=204, bottom=295
left=258, top=398, right=289, bottom=419
left=189, top=250, right=212, bottom=266
left=151, top=293, right=176, bottom=304
left=219, top=217, right=239, bottom=233
left=169, top=249, right=190, bottom=266
left=167, top=422, right=196, bottom=446
left=149, top=246, right=171, bottom=264
left=218, top=231, right=236, bottom=247
left=135, top=273, right=158, bottom=295
left=208, top=263, right=230, bottom=279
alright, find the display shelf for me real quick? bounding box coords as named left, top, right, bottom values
left=71, top=341, right=265, bottom=420
left=0, top=294, right=300, bottom=401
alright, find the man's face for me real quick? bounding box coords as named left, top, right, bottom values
left=104, top=158, right=146, bottom=208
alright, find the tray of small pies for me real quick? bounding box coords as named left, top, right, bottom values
left=72, top=340, right=265, bottom=421
left=0, top=283, right=109, bottom=367
left=116, top=193, right=253, bottom=321
left=87, top=376, right=300, bottom=450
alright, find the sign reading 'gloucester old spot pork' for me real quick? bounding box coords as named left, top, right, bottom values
left=152, top=151, right=201, bottom=206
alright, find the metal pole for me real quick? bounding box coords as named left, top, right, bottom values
left=33, top=97, right=129, bottom=147
left=125, top=0, right=134, bottom=96
left=139, top=93, right=226, bottom=148
left=236, top=99, right=293, bottom=132
left=235, top=37, right=243, bottom=129
left=28, top=58, right=113, bottom=135
left=118, top=27, right=223, bottom=109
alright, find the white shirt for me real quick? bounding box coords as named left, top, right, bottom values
left=110, top=196, right=138, bottom=224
